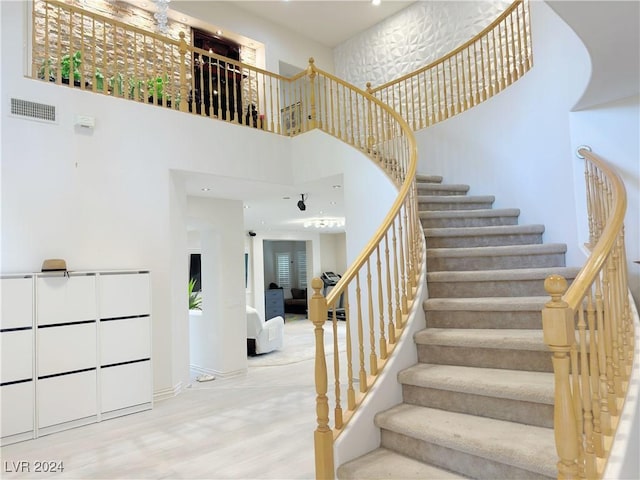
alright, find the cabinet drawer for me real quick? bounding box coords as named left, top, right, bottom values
left=101, top=361, right=151, bottom=413
left=1, top=330, right=33, bottom=383
left=38, top=323, right=96, bottom=377
left=99, top=273, right=150, bottom=319
left=1, top=382, right=34, bottom=438
left=100, top=317, right=151, bottom=366
left=1, top=277, right=34, bottom=330
left=37, top=275, right=96, bottom=326
left=37, top=370, right=97, bottom=428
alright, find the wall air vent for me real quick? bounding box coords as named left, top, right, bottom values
left=10, top=98, right=57, bottom=124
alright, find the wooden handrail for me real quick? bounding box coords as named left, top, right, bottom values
left=563, top=148, right=627, bottom=309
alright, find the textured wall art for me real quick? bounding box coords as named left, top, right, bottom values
left=334, top=1, right=512, bottom=90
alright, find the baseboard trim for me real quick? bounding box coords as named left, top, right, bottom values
left=153, top=381, right=182, bottom=402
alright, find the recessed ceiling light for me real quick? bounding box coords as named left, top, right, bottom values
left=216, top=30, right=223, bottom=36
left=282, top=196, right=291, bottom=200
left=330, top=201, right=337, bottom=205
left=181, top=17, right=188, bottom=22
left=372, top=0, right=381, bottom=6
left=332, top=184, right=342, bottom=189
left=243, top=205, right=250, bottom=209
left=201, top=187, right=210, bottom=192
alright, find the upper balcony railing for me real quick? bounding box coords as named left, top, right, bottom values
left=31, top=0, right=318, bottom=135
left=369, top=0, right=532, bottom=131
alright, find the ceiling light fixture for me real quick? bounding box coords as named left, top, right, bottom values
left=303, top=218, right=346, bottom=229
left=297, top=194, right=307, bottom=211
left=152, top=0, right=171, bottom=34
left=201, top=187, right=210, bottom=192
left=372, top=0, right=381, bottom=6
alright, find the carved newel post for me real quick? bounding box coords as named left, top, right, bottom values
left=542, top=275, right=579, bottom=480
left=310, top=277, right=334, bottom=479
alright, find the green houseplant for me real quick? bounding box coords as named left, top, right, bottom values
left=60, top=50, right=82, bottom=85
left=188, top=278, right=202, bottom=310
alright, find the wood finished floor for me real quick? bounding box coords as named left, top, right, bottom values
left=1, top=353, right=317, bottom=479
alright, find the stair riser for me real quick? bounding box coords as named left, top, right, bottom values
left=427, top=279, right=568, bottom=298
left=419, top=201, right=493, bottom=211
left=425, top=233, right=542, bottom=249
left=421, top=216, right=519, bottom=228
left=425, top=310, right=544, bottom=329
left=402, top=385, right=553, bottom=428
left=416, top=345, right=553, bottom=372
left=380, top=430, right=554, bottom=480
left=427, top=253, right=566, bottom=272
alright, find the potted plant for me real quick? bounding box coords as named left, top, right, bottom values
left=188, top=277, right=202, bottom=310
left=59, top=50, right=82, bottom=86
left=147, top=75, right=172, bottom=107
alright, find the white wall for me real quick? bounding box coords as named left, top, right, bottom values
left=415, top=1, right=591, bottom=267
left=334, top=0, right=511, bottom=89
left=187, top=196, right=247, bottom=378
left=171, top=1, right=335, bottom=75
left=319, top=233, right=347, bottom=275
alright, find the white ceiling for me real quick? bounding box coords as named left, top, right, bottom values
left=232, top=1, right=415, bottom=48
left=180, top=1, right=415, bottom=234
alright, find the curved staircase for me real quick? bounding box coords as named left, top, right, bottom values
left=338, top=174, right=582, bottom=479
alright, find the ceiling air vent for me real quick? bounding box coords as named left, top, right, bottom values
left=10, top=98, right=57, bottom=124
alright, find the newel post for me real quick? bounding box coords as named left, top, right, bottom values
left=178, top=32, right=189, bottom=113
left=543, top=275, right=579, bottom=480
left=310, top=277, right=334, bottom=480
left=307, top=57, right=318, bottom=130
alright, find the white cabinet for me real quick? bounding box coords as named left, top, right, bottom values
left=0, top=275, right=35, bottom=446
left=37, top=275, right=97, bottom=326
left=0, top=270, right=151, bottom=446
left=37, top=371, right=97, bottom=430
left=98, top=272, right=152, bottom=416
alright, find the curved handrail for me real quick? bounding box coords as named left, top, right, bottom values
left=369, top=0, right=532, bottom=131
left=311, top=65, right=419, bottom=306
left=564, top=148, right=628, bottom=309
left=542, top=147, right=633, bottom=479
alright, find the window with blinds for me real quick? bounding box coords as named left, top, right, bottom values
left=296, top=250, right=307, bottom=288
left=276, top=253, right=291, bottom=289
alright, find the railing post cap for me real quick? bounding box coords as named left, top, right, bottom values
left=544, top=274, right=568, bottom=306
left=311, top=277, right=323, bottom=293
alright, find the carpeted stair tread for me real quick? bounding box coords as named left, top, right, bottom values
left=414, top=328, right=546, bottom=351
left=418, top=195, right=495, bottom=204
left=418, top=184, right=470, bottom=195
left=427, top=243, right=566, bottom=258
left=424, top=296, right=548, bottom=312
left=425, top=224, right=544, bottom=238
left=427, top=266, right=580, bottom=283
left=337, top=448, right=468, bottom=480
left=376, top=404, right=557, bottom=478
left=399, top=364, right=554, bottom=405
left=416, top=174, right=443, bottom=184
left=421, top=208, right=520, bottom=219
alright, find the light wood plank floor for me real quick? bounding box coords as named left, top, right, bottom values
left=1, top=355, right=318, bottom=479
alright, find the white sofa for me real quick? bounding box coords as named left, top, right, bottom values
left=246, top=305, right=284, bottom=355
